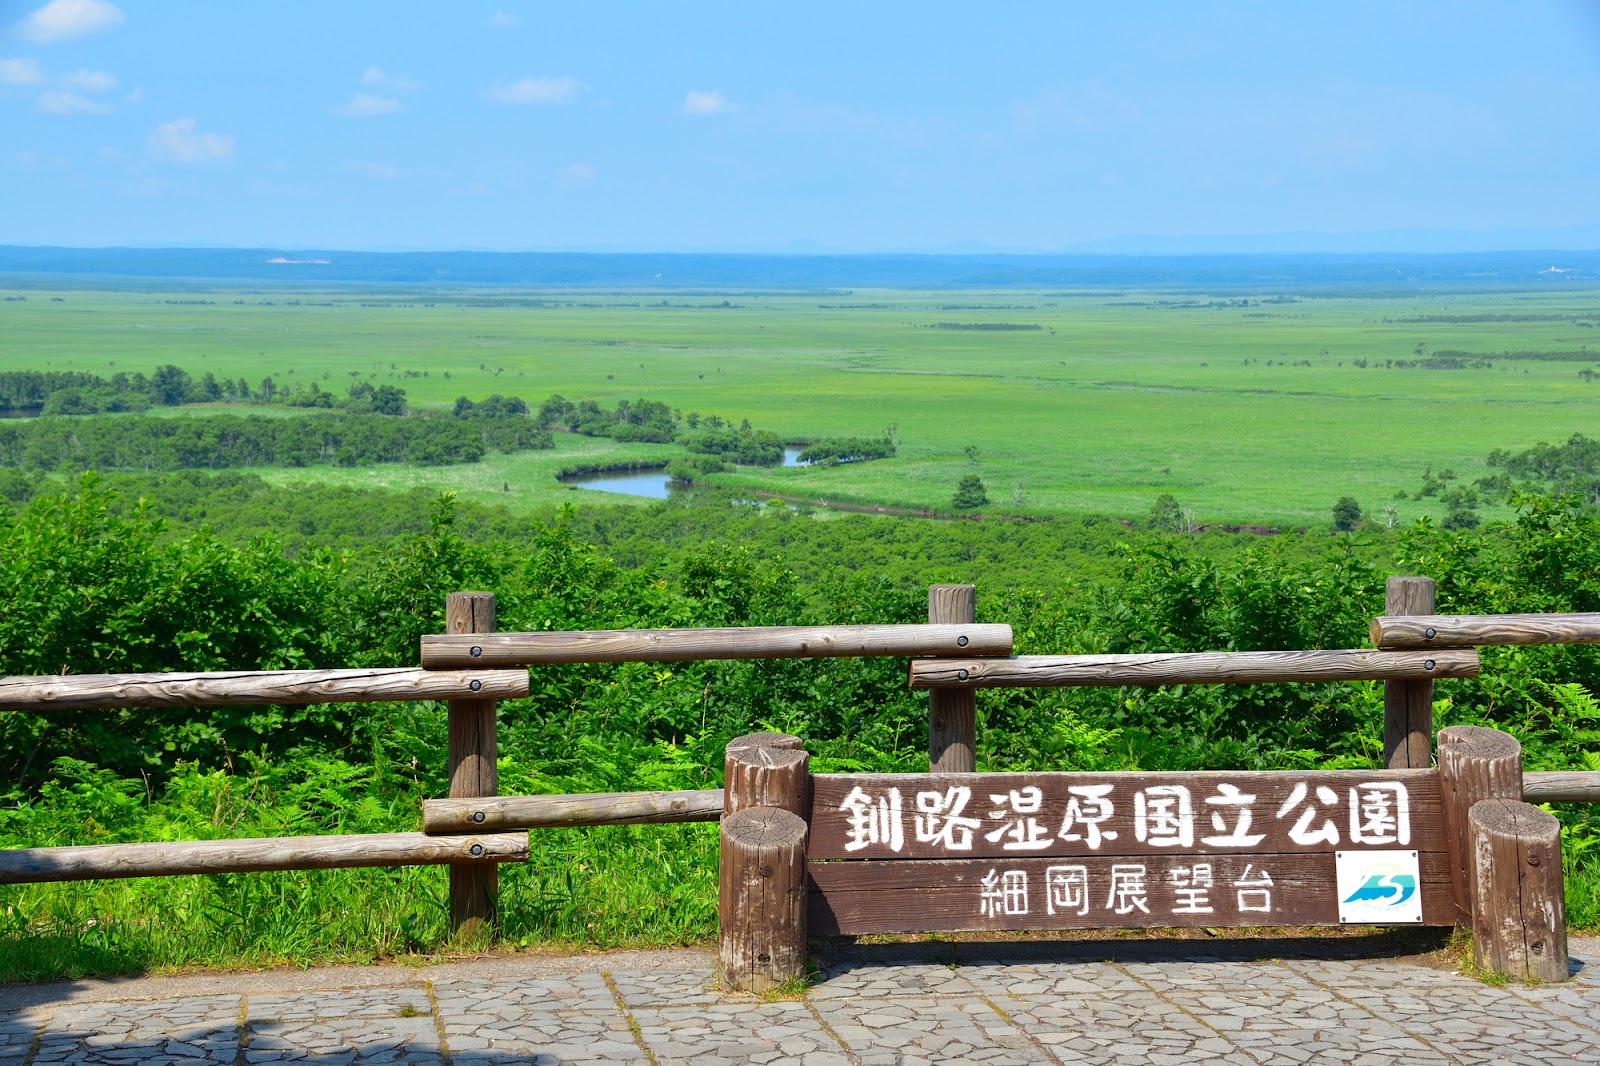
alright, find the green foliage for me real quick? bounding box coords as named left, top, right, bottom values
left=952, top=474, right=988, bottom=510
left=796, top=437, right=895, bottom=465
left=679, top=426, right=784, bottom=466
left=1332, top=496, right=1362, bottom=531
left=0, top=412, right=552, bottom=473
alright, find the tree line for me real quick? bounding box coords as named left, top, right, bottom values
left=0, top=412, right=552, bottom=472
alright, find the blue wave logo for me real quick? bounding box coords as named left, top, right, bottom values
left=1342, top=871, right=1416, bottom=908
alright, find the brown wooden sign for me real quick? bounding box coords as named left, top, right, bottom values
left=810, top=771, right=1442, bottom=860
left=808, top=851, right=1456, bottom=935
left=807, top=770, right=1452, bottom=936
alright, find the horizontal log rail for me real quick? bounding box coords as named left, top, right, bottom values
left=421, top=623, right=1012, bottom=667
left=907, top=648, right=1480, bottom=689
left=1522, top=771, right=1600, bottom=804
left=0, top=831, right=528, bottom=884
left=908, top=646, right=1478, bottom=688
left=424, top=788, right=724, bottom=833
left=1372, top=612, right=1600, bottom=649
left=0, top=667, right=531, bottom=712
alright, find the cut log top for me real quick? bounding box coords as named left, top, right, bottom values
left=0, top=667, right=530, bottom=712
left=420, top=623, right=1013, bottom=667
left=1372, top=612, right=1600, bottom=649
left=907, top=648, right=1480, bottom=689
left=0, top=831, right=529, bottom=884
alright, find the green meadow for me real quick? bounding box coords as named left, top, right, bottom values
left=3, top=284, right=1597, bottom=525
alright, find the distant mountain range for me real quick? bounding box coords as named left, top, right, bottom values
left=1, top=245, right=1596, bottom=290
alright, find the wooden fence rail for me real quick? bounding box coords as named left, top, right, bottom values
left=424, top=789, right=725, bottom=833
left=419, top=623, right=1012, bottom=667
left=0, top=667, right=530, bottom=712
left=908, top=648, right=1480, bottom=689
left=0, top=831, right=528, bottom=884
left=1372, top=612, right=1600, bottom=649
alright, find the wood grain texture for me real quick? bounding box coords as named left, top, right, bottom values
left=446, top=591, right=498, bottom=941
left=724, top=734, right=809, bottom=818
left=720, top=806, right=808, bottom=993
left=1383, top=577, right=1436, bottom=771
left=1522, top=771, right=1600, bottom=804
left=928, top=584, right=977, bottom=774
left=907, top=648, right=1480, bottom=689
left=423, top=789, right=724, bottom=833
left=1372, top=612, right=1600, bottom=649
left=0, top=668, right=529, bottom=712
left=0, top=832, right=528, bottom=884
left=808, top=851, right=1457, bottom=935
left=810, top=770, right=1442, bottom=860
left=1438, top=725, right=1523, bottom=919
left=420, top=623, right=1012, bottom=667
left=1468, top=799, right=1567, bottom=982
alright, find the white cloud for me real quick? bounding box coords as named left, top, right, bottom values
left=484, top=76, right=580, bottom=105
left=683, top=89, right=740, bottom=116
left=486, top=10, right=522, bottom=29
left=123, top=85, right=141, bottom=104
left=38, top=88, right=107, bottom=113
left=0, top=58, right=45, bottom=85
left=20, top=0, right=124, bottom=43
left=59, top=68, right=116, bottom=92
left=360, top=66, right=419, bottom=91
left=334, top=92, right=401, bottom=117
left=147, top=117, right=232, bottom=163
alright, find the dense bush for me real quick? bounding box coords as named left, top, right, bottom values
left=796, top=436, right=895, bottom=465
left=0, top=412, right=552, bottom=472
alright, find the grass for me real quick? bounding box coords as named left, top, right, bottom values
left=0, top=823, right=719, bottom=983
left=3, top=283, right=1598, bottom=526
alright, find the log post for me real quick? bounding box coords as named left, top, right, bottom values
left=1438, top=725, right=1522, bottom=920
left=720, top=733, right=810, bottom=992
left=1383, top=576, right=1436, bottom=769
left=719, top=806, right=808, bottom=993
left=724, top=732, right=808, bottom=818
left=1468, top=799, right=1567, bottom=982
left=446, top=591, right=499, bottom=942
left=928, top=583, right=977, bottom=773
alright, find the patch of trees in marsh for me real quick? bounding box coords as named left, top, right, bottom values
left=0, top=411, right=552, bottom=472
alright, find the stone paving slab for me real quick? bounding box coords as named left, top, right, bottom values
left=1, top=936, right=1598, bottom=1064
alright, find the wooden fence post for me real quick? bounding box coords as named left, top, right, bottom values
left=1383, top=576, right=1436, bottom=769
left=1438, top=725, right=1522, bottom=920
left=720, top=733, right=809, bottom=992
left=724, top=732, right=808, bottom=817
left=446, top=591, right=499, bottom=942
left=1468, top=799, right=1567, bottom=982
left=928, top=583, right=977, bottom=773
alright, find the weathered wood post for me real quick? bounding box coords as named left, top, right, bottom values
left=1383, top=576, right=1436, bottom=769
left=928, top=583, right=977, bottom=772
left=720, top=732, right=809, bottom=992
left=1437, top=724, right=1566, bottom=980
left=724, top=732, right=808, bottom=817
left=1438, top=724, right=1522, bottom=918
left=1468, top=799, right=1567, bottom=982
left=446, top=591, right=499, bottom=942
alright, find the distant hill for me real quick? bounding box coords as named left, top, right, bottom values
left=1, top=245, right=1597, bottom=291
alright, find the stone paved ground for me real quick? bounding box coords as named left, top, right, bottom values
left=1, top=934, right=1598, bottom=1065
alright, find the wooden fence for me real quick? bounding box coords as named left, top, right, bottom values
left=0, top=577, right=1598, bottom=984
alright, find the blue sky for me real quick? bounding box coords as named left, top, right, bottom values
left=2, top=0, right=1598, bottom=252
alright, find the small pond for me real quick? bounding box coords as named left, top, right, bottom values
left=560, top=447, right=811, bottom=500
left=560, top=468, right=675, bottom=499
